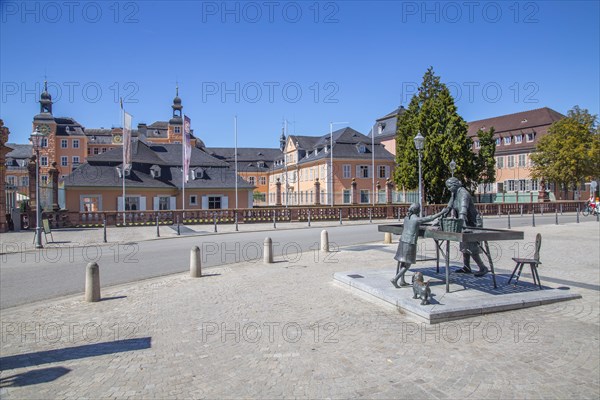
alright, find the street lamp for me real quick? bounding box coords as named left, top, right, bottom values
left=329, top=121, right=349, bottom=207
left=449, top=159, right=456, bottom=177
left=413, top=131, right=425, bottom=217
left=30, top=126, right=47, bottom=249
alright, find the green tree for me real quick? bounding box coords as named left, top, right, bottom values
left=394, top=67, right=478, bottom=204
left=530, top=106, right=600, bottom=199
left=475, top=127, right=496, bottom=193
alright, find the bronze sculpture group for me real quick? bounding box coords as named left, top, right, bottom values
left=391, top=177, right=490, bottom=297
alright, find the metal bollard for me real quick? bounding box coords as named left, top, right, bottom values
left=555, top=209, right=559, bottom=225
left=507, top=212, right=511, bottom=229
left=384, top=232, right=392, bottom=244
left=339, top=209, right=343, bottom=225
left=235, top=212, right=239, bottom=232
left=397, top=208, right=401, bottom=221
left=308, top=210, right=311, bottom=227
left=520, top=204, right=523, bottom=217
left=321, top=230, right=329, bottom=253
left=177, top=216, right=181, bottom=236
left=560, top=204, right=563, bottom=215
left=532, top=209, right=536, bottom=227
left=190, top=246, right=201, bottom=277
left=577, top=206, right=580, bottom=223
left=369, top=208, right=372, bottom=223
left=264, top=237, right=273, bottom=264
left=214, top=212, right=218, bottom=232
left=541, top=205, right=544, bottom=216
left=273, top=211, right=277, bottom=229
left=156, top=215, right=160, bottom=237
left=103, top=219, right=107, bottom=243
left=85, top=262, right=101, bottom=302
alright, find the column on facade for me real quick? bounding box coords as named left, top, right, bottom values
left=386, top=179, right=393, bottom=204
left=275, top=178, right=282, bottom=206
left=48, top=162, right=60, bottom=211
left=314, top=178, right=321, bottom=205
left=375, top=181, right=381, bottom=204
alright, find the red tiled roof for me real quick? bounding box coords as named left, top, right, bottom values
left=467, top=107, right=564, bottom=137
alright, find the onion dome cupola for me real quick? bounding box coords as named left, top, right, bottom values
left=279, top=126, right=286, bottom=152
left=169, top=85, right=183, bottom=125
left=34, top=80, right=54, bottom=121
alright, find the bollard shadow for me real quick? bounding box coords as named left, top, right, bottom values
left=46, top=241, right=71, bottom=245
left=200, top=273, right=221, bottom=277
left=0, top=337, right=151, bottom=370
left=0, top=366, right=71, bottom=388
left=100, top=296, right=127, bottom=302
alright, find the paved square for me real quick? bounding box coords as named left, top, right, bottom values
left=1, top=221, right=598, bottom=399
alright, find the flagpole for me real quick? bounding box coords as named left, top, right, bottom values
left=182, top=113, right=186, bottom=219
left=121, top=98, right=126, bottom=225
left=234, top=116, right=238, bottom=209
left=371, top=127, right=375, bottom=206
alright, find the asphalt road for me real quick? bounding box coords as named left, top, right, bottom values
left=1, top=213, right=595, bottom=309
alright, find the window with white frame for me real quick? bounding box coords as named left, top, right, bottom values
left=94, top=148, right=99, bottom=154
left=190, top=195, right=198, bottom=205
left=21, top=176, right=29, bottom=187
left=259, top=176, right=266, bottom=185
left=518, top=154, right=526, bottom=167
left=360, top=189, right=369, bottom=203
left=358, top=165, right=370, bottom=178
left=343, top=164, right=351, bottom=178
left=519, top=180, right=526, bottom=191
left=378, top=165, right=389, bottom=179
left=507, top=155, right=515, bottom=168
left=495, top=138, right=501, bottom=146
left=40, top=156, right=48, bottom=166
left=73, top=139, right=80, bottom=148
left=474, top=140, right=480, bottom=149
left=158, top=196, right=170, bottom=210
left=61, top=139, right=68, bottom=148
left=515, top=135, right=523, bottom=144
left=81, top=195, right=101, bottom=212
left=7, top=176, right=15, bottom=186
left=248, top=176, right=255, bottom=185
left=531, top=179, right=539, bottom=191
left=496, top=156, right=504, bottom=169
left=174, top=126, right=181, bottom=134
left=41, top=138, right=48, bottom=148
left=504, top=136, right=511, bottom=145
left=41, top=175, right=48, bottom=185
left=61, top=156, right=68, bottom=166
left=343, top=189, right=351, bottom=204
left=506, top=180, right=515, bottom=191
left=208, top=196, right=221, bottom=209
left=72, top=156, right=80, bottom=165
left=526, top=133, right=534, bottom=142
left=125, top=196, right=140, bottom=211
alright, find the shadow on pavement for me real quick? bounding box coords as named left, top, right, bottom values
left=0, top=337, right=151, bottom=370
left=0, top=366, right=71, bottom=388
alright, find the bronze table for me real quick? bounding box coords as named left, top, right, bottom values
left=378, top=225, right=524, bottom=292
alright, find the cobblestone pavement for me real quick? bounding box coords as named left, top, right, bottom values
left=1, top=221, right=598, bottom=399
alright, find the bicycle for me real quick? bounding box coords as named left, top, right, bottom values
left=582, top=201, right=598, bottom=216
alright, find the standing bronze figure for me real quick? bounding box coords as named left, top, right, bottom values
left=444, top=177, right=489, bottom=277
left=391, top=203, right=446, bottom=287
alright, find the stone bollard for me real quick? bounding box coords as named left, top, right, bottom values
left=190, top=246, right=201, bottom=277
left=85, top=262, right=101, bottom=302
left=264, top=237, right=273, bottom=264
left=321, top=230, right=329, bottom=252
left=384, top=232, right=392, bottom=244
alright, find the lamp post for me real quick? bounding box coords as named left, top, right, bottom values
left=30, top=126, right=46, bottom=249
left=413, top=131, right=425, bottom=217
left=329, top=121, right=349, bottom=207
left=449, top=159, right=456, bottom=177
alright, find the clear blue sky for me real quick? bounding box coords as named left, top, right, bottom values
left=1, top=0, right=599, bottom=146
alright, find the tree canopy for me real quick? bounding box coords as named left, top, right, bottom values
left=530, top=106, right=600, bottom=197
left=394, top=67, right=489, bottom=204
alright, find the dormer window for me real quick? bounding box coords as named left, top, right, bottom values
left=314, top=149, right=318, bottom=156
left=174, top=126, right=181, bottom=134
left=150, top=165, right=161, bottom=179
left=474, top=140, right=481, bottom=149
left=521, top=119, right=528, bottom=123
left=116, top=166, right=131, bottom=178
left=526, top=132, right=534, bottom=142
left=504, top=136, right=511, bottom=145
left=378, top=123, right=385, bottom=134
left=495, top=138, right=501, bottom=146
left=357, top=144, right=366, bottom=153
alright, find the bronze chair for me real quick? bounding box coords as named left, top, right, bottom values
left=508, top=233, right=542, bottom=289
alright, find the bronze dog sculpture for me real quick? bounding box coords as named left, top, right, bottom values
left=412, top=272, right=431, bottom=305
